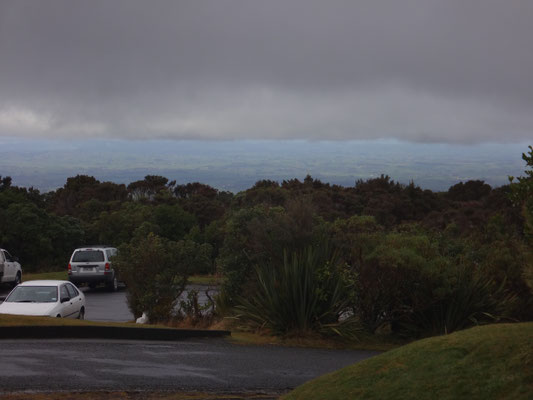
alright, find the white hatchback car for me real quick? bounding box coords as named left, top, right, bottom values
left=0, top=280, right=86, bottom=319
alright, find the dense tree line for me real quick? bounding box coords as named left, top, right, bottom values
left=3, top=172, right=521, bottom=273
left=0, top=146, right=531, bottom=336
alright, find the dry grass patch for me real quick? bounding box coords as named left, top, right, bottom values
left=228, top=329, right=404, bottom=351
left=0, top=314, right=171, bottom=329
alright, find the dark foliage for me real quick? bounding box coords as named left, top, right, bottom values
left=48, top=175, right=128, bottom=218
left=2, top=145, right=532, bottom=337
left=234, top=244, right=359, bottom=337
left=114, top=233, right=189, bottom=322
left=174, top=182, right=233, bottom=228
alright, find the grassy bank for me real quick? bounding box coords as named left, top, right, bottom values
left=283, top=322, right=533, bottom=400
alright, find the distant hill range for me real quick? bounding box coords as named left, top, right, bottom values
left=0, top=138, right=528, bottom=193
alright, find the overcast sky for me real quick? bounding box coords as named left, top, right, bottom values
left=0, top=0, right=532, bottom=143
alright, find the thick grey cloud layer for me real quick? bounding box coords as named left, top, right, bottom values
left=0, top=0, right=532, bottom=143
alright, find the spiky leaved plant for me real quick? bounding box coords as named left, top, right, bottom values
left=234, top=243, right=359, bottom=338
left=397, top=264, right=515, bottom=336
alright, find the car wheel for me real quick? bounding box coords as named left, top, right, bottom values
left=107, top=277, right=118, bottom=292
left=12, top=272, right=21, bottom=288
left=78, top=307, right=85, bottom=320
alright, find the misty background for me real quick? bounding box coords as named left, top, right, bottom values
left=0, top=137, right=527, bottom=193
left=0, top=1, right=531, bottom=192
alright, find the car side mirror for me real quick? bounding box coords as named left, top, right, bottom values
left=13, top=256, right=19, bottom=262
left=60, top=297, right=70, bottom=303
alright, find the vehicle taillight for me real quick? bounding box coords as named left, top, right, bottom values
left=105, top=262, right=110, bottom=271
left=67, top=263, right=72, bottom=275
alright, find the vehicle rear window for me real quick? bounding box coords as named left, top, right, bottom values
left=72, top=250, right=105, bottom=262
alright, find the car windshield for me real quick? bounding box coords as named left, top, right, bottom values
left=5, top=286, right=58, bottom=303
left=72, top=250, right=105, bottom=262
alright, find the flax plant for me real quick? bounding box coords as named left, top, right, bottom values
left=234, top=244, right=359, bottom=338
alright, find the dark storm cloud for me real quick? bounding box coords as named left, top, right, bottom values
left=0, top=0, right=532, bottom=142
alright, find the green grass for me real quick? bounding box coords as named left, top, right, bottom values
left=22, top=271, right=221, bottom=285
left=23, top=270, right=68, bottom=282
left=283, top=322, right=533, bottom=400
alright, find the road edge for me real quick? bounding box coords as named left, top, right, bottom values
left=0, top=325, right=230, bottom=340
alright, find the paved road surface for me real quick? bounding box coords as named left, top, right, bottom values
left=0, top=339, right=379, bottom=394
left=82, top=286, right=134, bottom=322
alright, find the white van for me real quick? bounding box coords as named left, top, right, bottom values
left=0, top=248, right=22, bottom=287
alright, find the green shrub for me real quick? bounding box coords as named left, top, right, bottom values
left=397, top=265, right=515, bottom=336
left=174, top=239, right=214, bottom=275
left=114, top=233, right=190, bottom=322
left=356, top=231, right=442, bottom=333
left=357, top=230, right=517, bottom=337
left=233, top=244, right=359, bottom=338
left=217, top=204, right=326, bottom=308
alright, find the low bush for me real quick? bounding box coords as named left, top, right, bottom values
left=354, top=231, right=445, bottom=333
left=396, top=265, right=515, bottom=336
left=352, top=230, right=518, bottom=336
left=114, top=233, right=189, bottom=322
left=233, top=244, right=359, bottom=338
left=174, top=288, right=217, bottom=328
left=217, top=204, right=326, bottom=308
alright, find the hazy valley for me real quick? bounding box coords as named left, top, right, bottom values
left=0, top=139, right=527, bottom=192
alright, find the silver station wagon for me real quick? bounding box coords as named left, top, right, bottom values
left=68, top=246, right=119, bottom=291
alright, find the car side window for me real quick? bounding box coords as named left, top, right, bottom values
left=60, top=285, right=69, bottom=300
left=3, top=251, right=13, bottom=262
left=66, top=284, right=79, bottom=298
